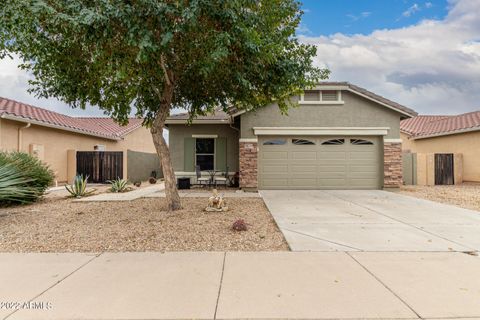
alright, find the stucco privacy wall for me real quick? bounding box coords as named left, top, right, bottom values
left=401, top=131, right=480, bottom=182
left=240, top=92, right=402, bottom=139
left=0, top=118, right=156, bottom=183
left=168, top=124, right=239, bottom=172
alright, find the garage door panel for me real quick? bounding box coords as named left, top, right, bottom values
left=262, top=165, right=288, bottom=174
left=317, top=165, right=347, bottom=172
left=261, top=151, right=289, bottom=160
left=262, top=179, right=288, bottom=187
left=317, top=151, right=347, bottom=160
left=289, top=178, right=317, bottom=187
left=290, top=165, right=317, bottom=173
left=349, top=178, right=378, bottom=187
left=259, top=136, right=381, bottom=189
left=318, top=178, right=348, bottom=187
left=291, top=151, right=317, bottom=160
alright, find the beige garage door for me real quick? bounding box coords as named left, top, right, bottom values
left=258, top=136, right=382, bottom=189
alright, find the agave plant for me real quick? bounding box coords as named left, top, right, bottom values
left=0, top=163, right=38, bottom=205
left=107, top=178, right=131, bottom=193
left=65, top=175, right=96, bottom=198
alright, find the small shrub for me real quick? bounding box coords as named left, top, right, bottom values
left=133, top=181, right=141, bottom=187
left=65, top=175, right=96, bottom=198
left=148, top=177, right=157, bottom=184
left=107, top=178, right=131, bottom=193
left=0, top=151, right=54, bottom=205
left=232, top=219, right=248, bottom=231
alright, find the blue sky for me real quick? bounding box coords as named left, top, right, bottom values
left=299, top=0, right=449, bottom=36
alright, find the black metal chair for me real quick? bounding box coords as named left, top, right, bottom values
left=214, top=166, right=229, bottom=189
left=195, top=165, right=210, bottom=187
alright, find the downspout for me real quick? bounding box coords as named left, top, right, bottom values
left=17, top=122, right=31, bottom=152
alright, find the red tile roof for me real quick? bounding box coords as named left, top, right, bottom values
left=401, top=111, right=480, bottom=139
left=0, top=97, right=143, bottom=140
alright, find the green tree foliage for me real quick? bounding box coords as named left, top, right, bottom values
left=0, top=0, right=328, bottom=209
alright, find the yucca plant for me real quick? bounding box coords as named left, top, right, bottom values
left=0, top=152, right=54, bottom=194
left=0, top=163, right=38, bottom=205
left=107, top=178, right=131, bottom=193
left=65, top=175, right=96, bottom=198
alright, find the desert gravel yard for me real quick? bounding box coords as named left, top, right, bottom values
left=0, top=197, right=288, bottom=252
left=399, top=183, right=480, bottom=211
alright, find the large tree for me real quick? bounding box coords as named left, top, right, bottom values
left=0, top=0, right=328, bottom=210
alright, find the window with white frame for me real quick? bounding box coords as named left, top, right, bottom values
left=299, top=90, right=343, bottom=104
left=195, top=138, right=215, bottom=170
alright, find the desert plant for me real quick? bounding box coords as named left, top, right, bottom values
left=65, top=175, right=96, bottom=198
left=0, top=152, right=53, bottom=205
left=232, top=219, right=248, bottom=232
left=0, top=151, right=54, bottom=194
left=0, top=163, right=38, bottom=205
left=107, top=178, right=131, bottom=193
left=148, top=177, right=157, bottom=184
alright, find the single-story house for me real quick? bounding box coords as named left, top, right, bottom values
left=0, top=97, right=158, bottom=184
left=401, top=111, right=480, bottom=184
left=166, top=82, right=417, bottom=190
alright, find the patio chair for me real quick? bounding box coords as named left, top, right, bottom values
left=195, top=165, right=210, bottom=187
left=214, top=166, right=229, bottom=189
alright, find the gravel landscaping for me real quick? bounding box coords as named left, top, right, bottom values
left=0, top=196, right=288, bottom=252
left=399, top=183, right=480, bottom=212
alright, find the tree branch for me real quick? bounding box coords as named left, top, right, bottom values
left=160, top=54, right=171, bottom=86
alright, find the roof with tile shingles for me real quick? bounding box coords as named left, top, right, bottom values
left=0, top=97, right=143, bottom=140
left=401, top=111, right=480, bottom=139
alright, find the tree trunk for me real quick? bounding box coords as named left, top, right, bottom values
left=151, top=85, right=182, bottom=211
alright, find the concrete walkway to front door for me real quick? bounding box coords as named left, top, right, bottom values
left=260, top=190, right=480, bottom=252
left=2, top=251, right=480, bottom=320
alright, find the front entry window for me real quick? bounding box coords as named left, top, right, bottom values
left=196, top=138, right=215, bottom=170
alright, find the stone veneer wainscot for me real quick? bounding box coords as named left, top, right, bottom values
left=239, top=141, right=258, bottom=189
left=384, top=142, right=403, bottom=188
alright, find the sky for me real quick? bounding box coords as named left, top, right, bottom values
left=0, top=0, right=479, bottom=116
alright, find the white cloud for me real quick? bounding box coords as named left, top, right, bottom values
left=300, top=0, right=480, bottom=115
left=402, top=3, right=421, bottom=17
left=347, top=11, right=372, bottom=21
left=425, top=2, right=433, bottom=9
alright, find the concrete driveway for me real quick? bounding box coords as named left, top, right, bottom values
left=260, top=190, right=480, bottom=252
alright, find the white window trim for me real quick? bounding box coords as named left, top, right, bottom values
left=299, top=90, right=344, bottom=105
left=195, top=137, right=216, bottom=170
left=253, top=127, right=390, bottom=136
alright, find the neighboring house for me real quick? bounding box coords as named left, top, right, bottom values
left=0, top=97, right=158, bottom=184
left=166, top=82, right=417, bottom=190
left=401, top=111, right=480, bottom=183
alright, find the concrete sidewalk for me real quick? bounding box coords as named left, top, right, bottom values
left=2, top=252, right=480, bottom=320
left=74, top=183, right=165, bottom=201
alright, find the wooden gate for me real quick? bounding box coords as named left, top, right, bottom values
left=435, top=153, right=454, bottom=185
left=76, top=151, right=123, bottom=183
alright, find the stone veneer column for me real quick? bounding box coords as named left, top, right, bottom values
left=383, top=141, right=403, bottom=188
left=239, top=141, right=258, bottom=190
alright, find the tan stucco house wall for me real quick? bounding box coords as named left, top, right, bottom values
left=0, top=118, right=156, bottom=183
left=401, top=131, right=480, bottom=182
